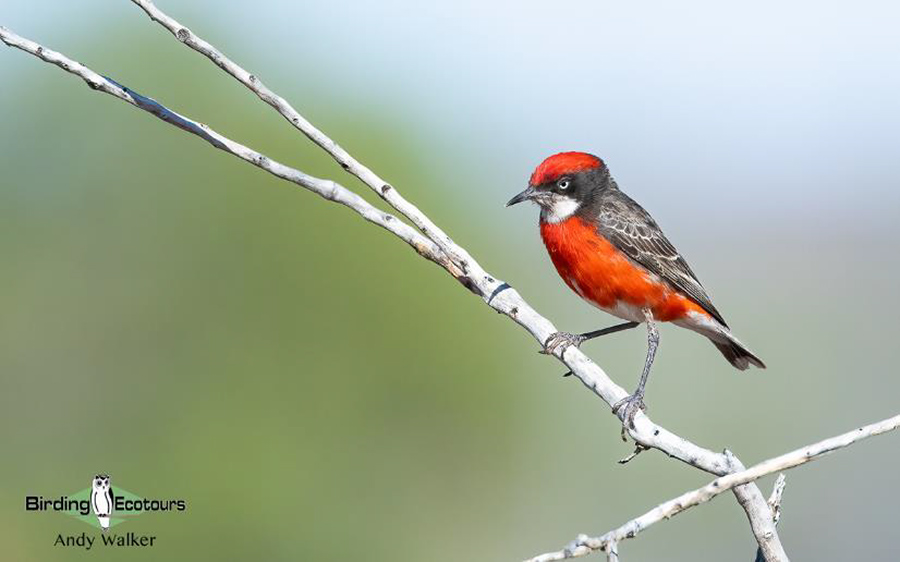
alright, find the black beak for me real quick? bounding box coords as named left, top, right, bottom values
left=506, top=186, right=536, bottom=207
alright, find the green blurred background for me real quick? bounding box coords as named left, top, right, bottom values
left=2, top=1, right=899, bottom=560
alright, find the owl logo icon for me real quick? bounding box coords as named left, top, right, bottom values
left=90, top=474, right=114, bottom=531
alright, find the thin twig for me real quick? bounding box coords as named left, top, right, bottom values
left=129, top=0, right=474, bottom=268
left=605, top=541, right=618, bottom=562
left=0, top=26, right=457, bottom=276
left=767, top=474, right=787, bottom=525
left=618, top=444, right=648, bottom=465
left=527, top=413, right=900, bottom=561
left=754, top=475, right=787, bottom=562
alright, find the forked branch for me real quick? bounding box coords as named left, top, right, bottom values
left=527, top=414, right=900, bottom=561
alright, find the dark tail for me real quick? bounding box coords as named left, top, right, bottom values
left=712, top=336, right=766, bottom=371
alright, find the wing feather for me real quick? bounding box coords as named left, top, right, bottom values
left=594, top=191, right=728, bottom=327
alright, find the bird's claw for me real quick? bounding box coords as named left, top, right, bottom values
left=540, top=331, right=585, bottom=355
left=612, top=394, right=646, bottom=428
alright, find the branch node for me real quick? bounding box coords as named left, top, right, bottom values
left=768, top=474, right=787, bottom=525
left=605, top=540, right=619, bottom=562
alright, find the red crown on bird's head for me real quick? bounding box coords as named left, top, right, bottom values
left=529, top=152, right=604, bottom=186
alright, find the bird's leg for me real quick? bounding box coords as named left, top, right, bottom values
left=578, top=321, right=641, bottom=342
left=542, top=321, right=639, bottom=356
left=613, top=309, right=659, bottom=427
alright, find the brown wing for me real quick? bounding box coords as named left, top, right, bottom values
left=593, top=189, right=728, bottom=327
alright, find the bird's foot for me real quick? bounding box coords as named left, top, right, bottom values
left=540, top=331, right=585, bottom=355
left=612, top=393, right=646, bottom=428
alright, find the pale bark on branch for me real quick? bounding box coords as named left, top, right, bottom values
left=0, top=28, right=450, bottom=271
left=527, top=414, right=900, bottom=561
left=129, top=0, right=476, bottom=275
left=754, top=474, right=787, bottom=562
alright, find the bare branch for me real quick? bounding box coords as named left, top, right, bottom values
left=129, top=0, right=474, bottom=267
left=0, top=26, right=458, bottom=276
left=527, top=413, right=900, bottom=561
left=767, top=474, right=786, bottom=526
left=2, top=15, right=786, bottom=559
left=754, top=475, right=787, bottom=562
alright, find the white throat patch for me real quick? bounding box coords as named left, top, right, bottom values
left=540, top=195, right=580, bottom=224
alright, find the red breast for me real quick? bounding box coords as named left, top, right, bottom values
left=540, top=216, right=708, bottom=322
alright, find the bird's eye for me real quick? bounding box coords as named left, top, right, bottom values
left=557, top=178, right=570, bottom=190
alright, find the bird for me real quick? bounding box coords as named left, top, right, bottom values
left=506, top=151, right=764, bottom=425
left=90, top=474, right=114, bottom=531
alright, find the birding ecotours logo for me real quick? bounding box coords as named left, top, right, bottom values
left=24, top=473, right=186, bottom=549
left=90, top=474, right=113, bottom=531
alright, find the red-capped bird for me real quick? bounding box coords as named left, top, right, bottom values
left=507, top=152, right=764, bottom=424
